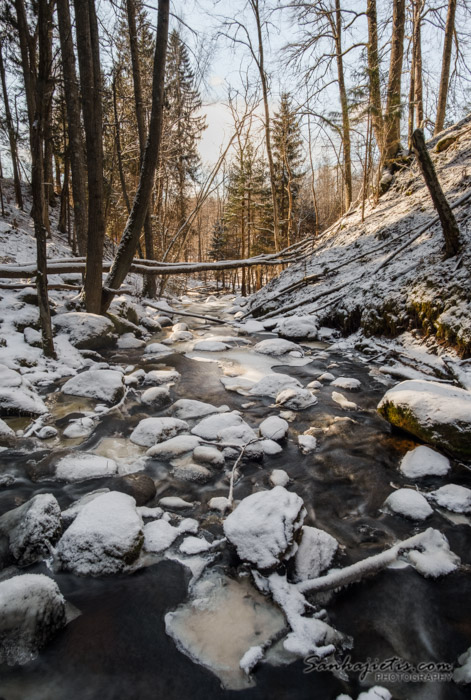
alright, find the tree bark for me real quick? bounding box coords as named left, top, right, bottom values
left=101, top=0, right=170, bottom=313
left=366, top=0, right=384, bottom=159
left=74, top=0, right=106, bottom=313
left=412, top=128, right=461, bottom=257
left=434, top=0, right=457, bottom=135
left=125, top=0, right=156, bottom=298
left=0, top=43, right=23, bottom=209
left=333, top=0, right=352, bottom=210
left=56, top=0, right=88, bottom=255
left=384, top=0, right=405, bottom=164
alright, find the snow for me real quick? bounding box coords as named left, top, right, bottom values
left=159, top=496, right=195, bottom=509
left=116, top=333, right=146, bottom=349
left=400, top=445, right=450, bottom=478
left=276, top=315, right=318, bottom=340
left=332, top=391, right=358, bottom=410
left=269, top=469, right=290, bottom=487
left=166, top=330, right=194, bottom=343
left=193, top=445, right=225, bottom=467
left=454, top=646, right=471, bottom=684
left=220, top=376, right=255, bottom=394
left=293, top=526, right=339, bottom=582
left=179, top=536, right=213, bottom=555
left=130, top=417, right=189, bottom=447
left=254, top=338, right=304, bottom=357
left=357, top=688, right=392, bottom=700
left=192, top=340, right=230, bottom=351
left=55, top=452, right=118, bottom=481
left=147, top=435, right=201, bottom=459
left=239, top=645, right=264, bottom=675
left=427, top=484, right=471, bottom=513
left=223, top=486, right=306, bottom=569
left=0, top=493, right=62, bottom=565
left=331, top=377, right=361, bottom=391
left=191, top=411, right=246, bottom=440
left=57, top=492, right=143, bottom=575
left=276, top=387, right=318, bottom=409
left=173, top=461, right=212, bottom=483
left=407, top=528, right=460, bottom=578
left=144, top=517, right=198, bottom=553
left=298, top=434, right=317, bottom=453
left=144, top=342, right=174, bottom=355
left=53, top=312, right=115, bottom=349
left=144, top=369, right=181, bottom=385
left=63, top=417, right=95, bottom=438
left=140, top=385, right=171, bottom=408
left=378, top=379, right=471, bottom=425
left=208, top=496, right=231, bottom=513
left=0, top=365, right=48, bottom=416
left=0, top=574, right=66, bottom=665
left=170, top=399, right=229, bottom=420
left=62, top=369, right=124, bottom=403
left=173, top=322, right=188, bottom=331
left=306, top=379, right=322, bottom=390
left=0, top=417, right=15, bottom=438
left=249, top=373, right=302, bottom=398
left=259, top=415, right=289, bottom=441
left=261, top=439, right=283, bottom=455
left=61, top=489, right=111, bottom=524
left=36, top=425, right=58, bottom=439
left=318, top=372, right=335, bottom=382
left=384, top=488, right=433, bottom=520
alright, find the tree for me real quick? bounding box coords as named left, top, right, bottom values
left=366, top=0, right=384, bottom=159
left=272, top=93, right=304, bottom=247
left=434, top=0, right=457, bottom=134
left=384, top=0, right=406, bottom=163
left=0, top=38, right=23, bottom=209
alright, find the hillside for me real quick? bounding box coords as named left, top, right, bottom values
left=245, top=115, right=471, bottom=357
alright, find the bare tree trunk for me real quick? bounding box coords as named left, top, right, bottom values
left=74, top=0, right=106, bottom=313
left=59, top=146, right=69, bottom=233
left=412, top=128, right=461, bottom=257
left=366, top=0, right=384, bottom=159
left=414, top=4, right=423, bottom=130
left=56, top=0, right=88, bottom=256
left=0, top=43, right=23, bottom=209
left=333, top=0, right=352, bottom=209
left=250, top=0, right=280, bottom=251
left=112, top=69, right=131, bottom=214
left=101, top=0, right=170, bottom=313
left=126, top=0, right=156, bottom=298
left=434, top=0, right=456, bottom=135
left=384, top=0, right=406, bottom=163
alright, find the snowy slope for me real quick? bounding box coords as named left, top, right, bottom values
left=246, top=115, right=471, bottom=357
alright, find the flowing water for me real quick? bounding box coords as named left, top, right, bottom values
left=0, top=294, right=470, bottom=700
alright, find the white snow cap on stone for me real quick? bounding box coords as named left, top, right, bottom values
left=191, top=411, right=245, bottom=440
left=384, top=488, right=433, bottom=520
left=331, top=377, right=361, bottom=391
left=269, top=469, right=290, bottom=487
left=453, top=646, right=471, bottom=684
left=407, top=528, right=460, bottom=578
left=192, top=340, right=230, bottom=352
left=293, top=526, right=339, bottom=582
left=400, top=445, right=450, bottom=479
left=249, top=373, right=302, bottom=398
left=223, top=486, right=306, bottom=569
left=55, top=452, right=118, bottom=481
left=147, top=435, right=201, bottom=459
left=298, top=434, right=317, bottom=454
left=378, top=379, right=471, bottom=427
left=144, top=517, right=198, bottom=553
left=259, top=415, right=289, bottom=441
left=144, top=369, right=180, bottom=385
left=170, top=399, right=229, bottom=420
left=62, top=369, right=124, bottom=403
left=332, top=391, right=358, bottom=410
left=276, top=387, right=318, bottom=410
left=0, top=418, right=15, bottom=438
left=141, top=385, right=171, bottom=407
left=254, top=339, right=304, bottom=357
left=276, top=315, right=318, bottom=339
left=130, top=417, right=189, bottom=447
left=144, top=342, right=173, bottom=355
left=427, top=484, right=471, bottom=513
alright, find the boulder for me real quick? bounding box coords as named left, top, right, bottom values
left=0, top=365, right=48, bottom=416
left=276, top=387, right=318, bottom=410
left=378, top=380, right=471, bottom=458
left=259, top=416, right=289, bottom=441
left=0, top=494, right=62, bottom=566
left=55, top=452, right=118, bottom=482
left=249, top=373, right=302, bottom=399
left=62, top=369, right=124, bottom=404
left=130, top=417, right=189, bottom=447
left=384, top=488, right=433, bottom=521
left=293, top=526, right=338, bottom=582
left=276, top=315, right=318, bottom=340
left=56, top=492, right=144, bottom=576
left=223, top=486, right=306, bottom=569
left=0, top=574, right=66, bottom=665
left=111, top=472, right=156, bottom=506
left=141, top=385, right=171, bottom=409
left=254, top=339, right=303, bottom=357
left=170, top=399, right=229, bottom=420
left=53, top=312, right=116, bottom=350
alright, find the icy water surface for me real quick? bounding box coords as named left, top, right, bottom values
left=0, top=294, right=470, bottom=700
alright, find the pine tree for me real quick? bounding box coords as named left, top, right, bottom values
left=272, top=93, right=304, bottom=248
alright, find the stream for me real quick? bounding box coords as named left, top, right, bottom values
left=0, top=292, right=470, bottom=700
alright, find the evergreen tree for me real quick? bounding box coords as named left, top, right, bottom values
left=272, top=93, right=304, bottom=247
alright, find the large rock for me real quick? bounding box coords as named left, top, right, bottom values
left=276, top=315, right=318, bottom=340
left=223, top=486, right=306, bottom=569
left=53, top=312, right=116, bottom=350
left=293, top=526, right=338, bottom=582
left=61, top=369, right=124, bottom=404
left=378, top=380, right=471, bottom=458
left=0, top=574, right=66, bottom=665
left=0, top=494, right=62, bottom=566
left=56, top=491, right=144, bottom=576
left=130, top=417, right=189, bottom=447
left=55, top=452, right=118, bottom=482
left=0, top=365, right=48, bottom=417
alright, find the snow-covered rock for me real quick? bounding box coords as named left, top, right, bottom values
left=208, top=496, right=230, bottom=513
left=220, top=376, right=256, bottom=394
left=276, top=387, right=318, bottom=410
left=173, top=322, right=188, bottom=332
left=56, top=492, right=143, bottom=576
left=317, top=372, right=335, bottom=382
left=144, top=517, right=198, bottom=553
left=261, top=439, right=283, bottom=455
left=147, top=435, right=201, bottom=459
left=0, top=417, right=15, bottom=439
left=0, top=574, right=66, bottom=665
left=193, top=445, right=225, bottom=467
left=191, top=411, right=245, bottom=440
left=116, top=333, right=146, bottom=350
left=427, top=484, right=471, bottom=513
left=269, top=469, right=289, bottom=487
left=249, top=373, right=302, bottom=398
left=276, top=315, right=318, bottom=340
left=192, top=340, right=230, bottom=352
left=259, top=415, right=289, bottom=441
left=384, top=488, right=433, bottom=520
left=130, top=417, right=189, bottom=447
left=0, top=365, right=48, bottom=416
left=144, top=369, right=181, bottom=385
left=399, top=445, right=450, bottom=479
left=62, top=369, right=124, bottom=404
left=254, top=339, right=303, bottom=357
left=140, top=385, right=171, bottom=409
left=170, top=399, right=229, bottom=420
left=454, top=646, right=471, bottom=685
left=331, top=377, right=361, bottom=391
left=293, top=526, right=338, bottom=582
left=0, top=494, right=62, bottom=566
left=179, top=536, right=213, bottom=555
left=332, top=391, right=358, bottom=410
left=298, top=434, right=317, bottom=454
left=159, top=496, right=195, bottom=509
left=63, top=417, right=95, bottom=439
left=55, top=452, right=118, bottom=481
left=166, top=330, right=194, bottom=343
left=61, top=489, right=110, bottom=525
left=407, top=529, right=460, bottom=578
left=173, top=462, right=212, bottom=483
left=223, top=486, right=306, bottom=569
left=36, top=425, right=58, bottom=439
left=378, top=379, right=471, bottom=458
left=53, top=312, right=116, bottom=349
